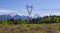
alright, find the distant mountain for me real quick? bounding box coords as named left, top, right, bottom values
left=21, top=16, right=31, bottom=20
left=0, top=13, right=42, bottom=20
left=0, top=14, right=11, bottom=20
left=0, top=13, right=31, bottom=20
left=13, top=15, right=22, bottom=20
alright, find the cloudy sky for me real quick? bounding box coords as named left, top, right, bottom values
left=0, top=0, right=60, bottom=16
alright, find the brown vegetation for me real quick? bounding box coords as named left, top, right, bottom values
left=0, top=24, right=60, bottom=33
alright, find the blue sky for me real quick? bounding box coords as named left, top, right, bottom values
left=0, top=0, right=60, bottom=16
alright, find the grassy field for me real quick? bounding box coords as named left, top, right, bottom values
left=0, top=24, right=60, bottom=33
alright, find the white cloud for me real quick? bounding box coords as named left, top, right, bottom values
left=0, top=9, right=14, bottom=15
left=0, top=10, right=13, bottom=13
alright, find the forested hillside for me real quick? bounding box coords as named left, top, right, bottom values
left=0, top=15, right=60, bottom=25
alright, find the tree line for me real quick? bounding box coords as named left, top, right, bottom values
left=0, top=15, right=60, bottom=25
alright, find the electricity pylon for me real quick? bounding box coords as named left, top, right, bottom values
left=26, top=4, right=33, bottom=18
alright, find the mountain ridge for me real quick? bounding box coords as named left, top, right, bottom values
left=0, top=13, right=41, bottom=20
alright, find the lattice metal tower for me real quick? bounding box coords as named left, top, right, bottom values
left=26, top=4, right=33, bottom=18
